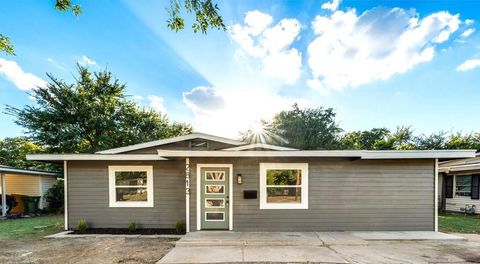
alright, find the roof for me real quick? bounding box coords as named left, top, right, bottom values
left=439, top=156, right=480, bottom=173
left=96, top=132, right=245, bottom=154
left=0, top=166, right=61, bottom=177
left=223, top=143, right=298, bottom=151
left=156, top=149, right=476, bottom=159
left=26, top=154, right=167, bottom=162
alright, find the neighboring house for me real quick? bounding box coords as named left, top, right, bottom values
left=27, top=133, right=475, bottom=232
left=0, top=166, right=60, bottom=216
left=438, top=154, right=480, bottom=214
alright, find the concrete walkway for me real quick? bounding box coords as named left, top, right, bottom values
left=158, top=231, right=464, bottom=263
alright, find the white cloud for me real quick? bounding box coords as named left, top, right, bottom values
left=46, top=58, right=66, bottom=70
left=456, top=59, right=480, bottom=72
left=0, top=58, right=47, bottom=90
left=133, top=95, right=144, bottom=101
left=307, top=7, right=461, bottom=91
left=230, top=10, right=302, bottom=85
left=182, top=86, right=308, bottom=137
left=460, top=28, right=475, bottom=38
left=465, top=19, right=475, bottom=26
left=321, top=0, right=342, bottom=11
left=148, top=95, right=166, bottom=113
left=78, top=55, right=97, bottom=66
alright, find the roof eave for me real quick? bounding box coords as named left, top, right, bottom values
left=26, top=154, right=168, bottom=162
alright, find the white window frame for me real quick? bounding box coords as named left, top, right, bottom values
left=259, top=163, right=308, bottom=209
left=108, top=165, right=153, bottom=207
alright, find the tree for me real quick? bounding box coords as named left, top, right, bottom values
left=6, top=65, right=192, bottom=153
left=242, top=104, right=343, bottom=150
left=1, top=0, right=224, bottom=55
left=0, top=137, right=54, bottom=170
left=339, top=128, right=390, bottom=150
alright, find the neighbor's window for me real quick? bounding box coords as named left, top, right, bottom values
left=259, top=163, right=308, bottom=209
left=108, top=166, right=153, bottom=207
left=455, top=175, right=472, bottom=197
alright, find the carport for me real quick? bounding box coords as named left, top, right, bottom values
left=1, top=166, right=61, bottom=217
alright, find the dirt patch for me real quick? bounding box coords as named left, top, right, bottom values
left=0, top=237, right=177, bottom=264
left=71, top=228, right=183, bottom=235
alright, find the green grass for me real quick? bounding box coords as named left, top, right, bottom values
left=439, top=213, right=480, bottom=233
left=0, top=215, right=64, bottom=239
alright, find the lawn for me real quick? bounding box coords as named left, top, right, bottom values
left=439, top=213, right=480, bottom=233
left=0, top=215, right=64, bottom=239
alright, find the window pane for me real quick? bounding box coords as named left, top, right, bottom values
left=205, top=171, right=225, bottom=181
left=456, top=175, right=472, bottom=196
left=266, top=169, right=301, bottom=186
left=266, top=187, right=301, bottom=203
left=205, top=199, right=225, bottom=208
left=116, top=187, right=147, bottom=201
left=115, top=171, right=147, bottom=186
left=205, top=185, right=224, bottom=194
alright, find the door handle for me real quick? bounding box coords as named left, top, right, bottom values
left=226, top=196, right=229, bottom=206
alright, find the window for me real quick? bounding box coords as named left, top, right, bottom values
left=455, top=175, right=472, bottom=197
left=109, top=166, right=153, bottom=207
left=259, top=163, right=308, bottom=209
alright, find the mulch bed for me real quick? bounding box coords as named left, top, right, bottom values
left=71, top=228, right=184, bottom=235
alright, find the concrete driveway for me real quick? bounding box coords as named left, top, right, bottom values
left=158, top=231, right=480, bottom=263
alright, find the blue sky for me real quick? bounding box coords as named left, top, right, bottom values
left=0, top=0, right=479, bottom=139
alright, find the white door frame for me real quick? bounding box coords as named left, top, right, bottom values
left=196, top=164, right=233, bottom=231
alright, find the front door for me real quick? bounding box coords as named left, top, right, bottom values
left=200, top=166, right=230, bottom=230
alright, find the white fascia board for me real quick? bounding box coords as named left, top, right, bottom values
left=362, top=150, right=476, bottom=159
left=26, top=154, right=167, bottom=161
left=157, top=150, right=477, bottom=159
left=96, top=132, right=244, bottom=154
left=439, top=157, right=480, bottom=167
left=444, top=164, right=480, bottom=173
left=0, top=167, right=61, bottom=177
left=223, top=143, right=298, bottom=151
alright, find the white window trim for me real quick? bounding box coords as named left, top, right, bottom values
left=108, top=165, right=153, bottom=207
left=259, top=163, right=308, bottom=209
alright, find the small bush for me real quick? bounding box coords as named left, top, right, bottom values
left=175, top=219, right=185, bottom=234
left=128, top=221, right=137, bottom=232
left=77, top=219, right=88, bottom=232
left=44, top=180, right=64, bottom=213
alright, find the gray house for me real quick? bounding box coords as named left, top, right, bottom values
left=27, top=133, right=475, bottom=232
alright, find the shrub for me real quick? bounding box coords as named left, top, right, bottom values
left=77, top=219, right=88, bottom=232
left=128, top=221, right=137, bottom=232
left=175, top=219, right=185, bottom=234
left=44, top=180, right=64, bottom=213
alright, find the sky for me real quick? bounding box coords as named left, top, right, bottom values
left=0, top=0, right=479, bottom=139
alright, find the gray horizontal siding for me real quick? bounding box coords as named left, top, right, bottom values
left=190, top=158, right=434, bottom=232
left=67, top=160, right=185, bottom=229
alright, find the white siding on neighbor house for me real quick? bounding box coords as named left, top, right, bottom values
left=1, top=174, right=40, bottom=196
left=446, top=197, right=480, bottom=214
left=39, top=176, right=57, bottom=209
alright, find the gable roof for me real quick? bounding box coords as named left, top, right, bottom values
left=222, top=143, right=298, bottom=151
left=439, top=156, right=480, bottom=173
left=96, top=132, right=245, bottom=154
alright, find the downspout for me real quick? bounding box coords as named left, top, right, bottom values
left=185, top=158, right=190, bottom=233
left=64, top=161, right=68, bottom=230
left=1, top=173, right=6, bottom=217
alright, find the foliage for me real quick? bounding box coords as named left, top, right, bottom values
left=166, top=0, right=226, bottom=33
left=175, top=219, right=185, bottom=234
left=0, top=34, right=15, bottom=55
left=77, top=219, right=88, bottom=232
left=44, top=180, right=64, bottom=213
left=128, top=221, right=137, bottom=232
left=6, top=65, right=192, bottom=153
left=0, top=215, right=64, bottom=239
left=0, top=137, right=58, bottom=171
left=439, top=213, right=480, bottom=234
left=54, top=0, right=82, bottom=16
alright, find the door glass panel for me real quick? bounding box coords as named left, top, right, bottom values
left=205, top=198, right=225, bottom=208
left=205, top=171, right=225, bottom=181
left=205, top=185, right=225, bottom=194
left=205, top=212, right=224, bottom=221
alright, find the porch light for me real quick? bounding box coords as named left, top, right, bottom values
left=237, top=174, right=243, bottom=185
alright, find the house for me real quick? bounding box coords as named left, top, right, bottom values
left=438, top=154, right=480, bottom=214
left=0, top=166, right=60, bottom=216
left=26, top=133, right=476, bottom=232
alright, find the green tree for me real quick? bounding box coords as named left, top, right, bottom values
left=6, top=65, right=192, bottom=153
left=242, top=104, right=342, bottom=150
left=339, top=128, right=390, bottom=150
left=0, top=137, right=53, bottom=170
left=1, top=0, right=224, bottom=55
